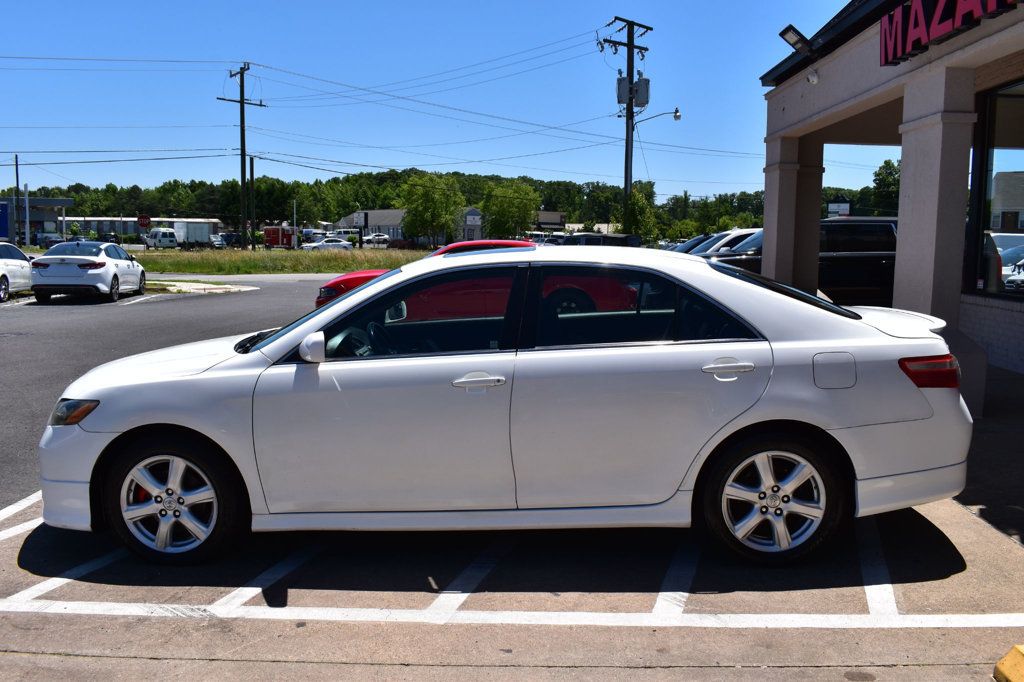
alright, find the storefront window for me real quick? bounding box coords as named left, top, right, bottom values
left=975, top=81, right=1024, bottom=296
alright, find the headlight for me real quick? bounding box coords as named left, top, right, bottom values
left=49, top=399, right=100, bottom=426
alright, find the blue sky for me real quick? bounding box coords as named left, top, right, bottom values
left=0, top=1, right=899, bottom=202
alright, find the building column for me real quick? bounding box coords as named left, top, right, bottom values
left=762, top=136, right=824, bottom=294
left=895, top=67, right=986, bottom=414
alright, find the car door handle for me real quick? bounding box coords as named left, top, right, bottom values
left=701, top=361, right=755, bottom=374
left=451, top=373, right=506, bottom=389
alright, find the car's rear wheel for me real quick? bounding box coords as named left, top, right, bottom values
left=34, top=291, right=50, bottom=304
left=0, top=276, right=9, bottom=302
left=102, top=435, right=246, bottom=564
left=701, top=435, right=848, bottom=563
left=107, top=276, right=119, bottom=302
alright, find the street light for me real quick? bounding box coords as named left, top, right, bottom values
left=620, top=107, right=681, bottom=233
left=779, top=24, right=812, bottom=55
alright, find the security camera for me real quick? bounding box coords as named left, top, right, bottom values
left=806, top=70, right=819, bottom=85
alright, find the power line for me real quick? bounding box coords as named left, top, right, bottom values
left=0, top=153, right=236, bottom=167
left=0, top=124, right=233, bottom=129
left=0, top=147, right=236, bottom=154
left=0, top=55, right=238, bottom=64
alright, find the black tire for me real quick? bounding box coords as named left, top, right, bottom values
left=545, top=288, right=596, bottom=316
left=102, top=433, right=248, bottom=564
left=137, top=272, right=146, bottom=295
left=0, top=276, right=8, bottom=303
left=34, top=291, right=51, bottom=304
left=701, top=433, right=849, bottom=564
left=107, top=276, right=119, bottom=303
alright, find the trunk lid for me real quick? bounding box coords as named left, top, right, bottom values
left=33, top=257, right=99, bottom=278
left=848, top=306, right=946, bottom=338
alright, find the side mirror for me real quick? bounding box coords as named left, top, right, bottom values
left=385, top=301, right=407, bottom=323
left=298, top=331, right=326, bottom=363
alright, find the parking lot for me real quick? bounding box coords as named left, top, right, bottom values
left=2, top=276, right=1024, bottom=677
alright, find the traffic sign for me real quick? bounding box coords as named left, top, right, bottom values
left=138, top=215, right=151, bottom=229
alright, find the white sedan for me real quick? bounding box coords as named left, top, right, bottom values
left=0, top=242, right=33, bottom=302
left=31, top=241, right=146, bottom=303
left=302, top=237, right=353, bottom=251
left=38, top=246, right=971, bottom=563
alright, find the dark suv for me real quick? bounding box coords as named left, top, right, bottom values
left=708, top=217, right=897, bottom=306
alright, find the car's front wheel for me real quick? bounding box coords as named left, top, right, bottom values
left=137, top=272, right=146, bottom=295
left=102, top=435, right=247, bottom=563
left=701, top=434, right=848, bottom=563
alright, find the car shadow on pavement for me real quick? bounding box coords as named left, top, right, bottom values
left=14, top=508, right=965, bottom=608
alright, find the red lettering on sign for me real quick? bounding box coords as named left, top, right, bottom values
left=930, top=0, right=955, bottom=39
left=906, top=0, right=931, bottom=51
left=954, top=0, right=985, bottom=27
left=880, top=7, right=906, bottom=65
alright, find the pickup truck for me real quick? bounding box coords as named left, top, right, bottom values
left=707, top=217, right=898, bottom=307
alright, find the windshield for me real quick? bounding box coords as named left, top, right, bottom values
left=1001, top=245, right=1024, bottom=266
left=728, top=231, right=763, bottom=253
left=710, top=262, right=861, bottom=320
left=689, top=232, right=728, bottom=255
left=247, top=269, right=402, bottom=353
left=672, top=235, right=709, bottom=252
left=45, top=242, right=103, bottom=257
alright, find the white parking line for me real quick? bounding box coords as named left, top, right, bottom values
left=6, top=549, right=127, bottom=603
left=0, top=298, right=32, bottom=307
left=5, top=598, right=1024, bottom=629
left=857, top=517, right=899, bottom=616
left=211, top=545, right=321, bottom=611
left=0, top=518, right=43, bottom=542
left=0, top=491, right=41, bottom=523
left=651, top=542, right=700, bottom=616
left=119, top=294, right=159, bottom=306
left=422, top=539, right=514, bottom=622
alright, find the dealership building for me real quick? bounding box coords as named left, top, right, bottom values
left=760, top=0, right=1022, bottom=413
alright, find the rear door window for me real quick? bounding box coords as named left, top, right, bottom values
left=527, top=265, right=757, bottom=348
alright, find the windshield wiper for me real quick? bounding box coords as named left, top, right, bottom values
left=234, top=329, right=278, bottom=354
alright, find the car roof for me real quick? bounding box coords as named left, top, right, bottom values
left=401, top=244, right=707, bottom=278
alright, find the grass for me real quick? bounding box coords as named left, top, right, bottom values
left=135, top=248, right=425, bottom=275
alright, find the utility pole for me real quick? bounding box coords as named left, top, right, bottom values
left=217, top=63, right=265, bottom=249
left=249, top=155, right=257, bottom=250
left=604, top=17, right=652, bottom=234
left=13, top=155, right=20, bottom=245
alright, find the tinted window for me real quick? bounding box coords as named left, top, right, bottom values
left=322, top=267, right=518, bottom=360
left=1001, top=244, right=1024, bottom=266
left=104, top=245, right=120, bottom=259
left=820, top=223, right=896, bottom=252
left=115, top=246, right=131, bottom=260
left=0, top=244, right=13, bottom=260
left=730, top=231, right=763, bottom=253
left=532, top=266, right=756, bottom=348
left=690, top=232, right=729, bottom=254
left=45, top=243, right=103, bottom=257
left=716, top=232, right=756, bottom=251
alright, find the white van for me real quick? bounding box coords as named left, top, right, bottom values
left=144, top=228, right=177, bottom=249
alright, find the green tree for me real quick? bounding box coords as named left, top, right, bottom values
left=623, top=191, right=658, bottom=242
left=481, top=180, right=540, bottom=238
left=398, top=172, right=465, bottom=247
left=872, top=159, right=901, bottom=215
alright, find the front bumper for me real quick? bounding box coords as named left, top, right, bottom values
left=38, top=424, right=117, bottom=531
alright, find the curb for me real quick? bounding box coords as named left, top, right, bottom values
left=995, top=644, right=1024, bottom=682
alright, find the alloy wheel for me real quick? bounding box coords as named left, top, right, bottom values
left=119, top=455, right=218, bottom=554
left=720, top=450, right=826, bottom=553
left=0, top=276, right=8, bottom=302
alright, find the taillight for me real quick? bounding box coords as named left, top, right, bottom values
left=31, top=261, right=49, bottom=269
left=78, top=262, right=106, bottom=270
left=899, top=354, right=960, bottom=389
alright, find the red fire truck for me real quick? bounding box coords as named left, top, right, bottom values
left=263, top=225, right=299, bottom=249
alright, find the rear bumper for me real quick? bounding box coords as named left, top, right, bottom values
left=855, top=460, right=966, bottom=517
left=32, top=283, right=106, bottom=295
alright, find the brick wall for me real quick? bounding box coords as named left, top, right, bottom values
left=960, top=294, right=1024, bottom=373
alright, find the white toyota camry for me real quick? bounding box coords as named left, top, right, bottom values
left=31, top=241, right=146, bottom=303
left=37, top=246, right=972, bottom=563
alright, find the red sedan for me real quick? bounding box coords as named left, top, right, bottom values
left=315, top=240, right=534, bottom=308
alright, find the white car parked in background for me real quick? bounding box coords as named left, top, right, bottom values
left=0, top=242, right=32, bottom=302
left=31, top=241, right=146, bottom=303
left=302, top=237, right=353, bottom=251
left=38, top=246, right=971, bottom=564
